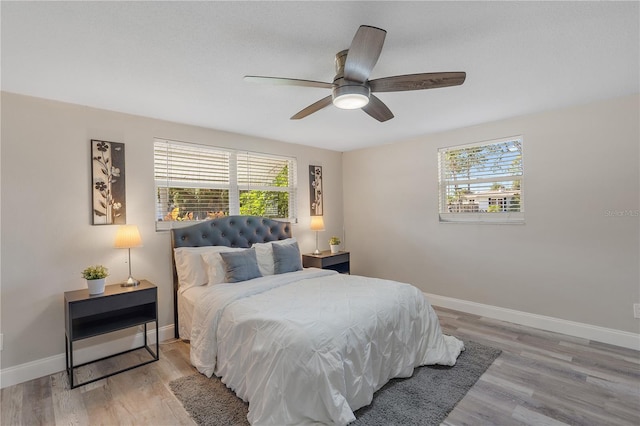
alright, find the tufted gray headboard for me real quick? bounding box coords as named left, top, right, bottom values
left=171, top=215, right=292, bottom=338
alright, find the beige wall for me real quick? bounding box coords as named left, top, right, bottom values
left=343, top=95, right=639, bottom=334
left=1, top=91, right=637, bottom=376
left=0, top=92, right=344, bottom=369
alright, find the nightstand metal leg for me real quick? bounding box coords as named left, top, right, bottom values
left=65, top=335, right=75, bottom=389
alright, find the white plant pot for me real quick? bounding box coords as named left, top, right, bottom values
left=330, top=245, right=340, bottom=254
left=87, top=278, right=106, bottom=295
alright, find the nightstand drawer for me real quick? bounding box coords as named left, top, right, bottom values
left=69, top=288, right=156, bottom=319
left=302, top=251, right=350, bottom=274
left=321, top=252, right=349, bottom=267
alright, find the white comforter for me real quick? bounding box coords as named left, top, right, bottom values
left=190, top=269, right=464, bottom=425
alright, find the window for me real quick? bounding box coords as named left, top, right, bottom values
left=154, top=139, right=297, bottom=230
left=438, top=136, right=523, bottom=223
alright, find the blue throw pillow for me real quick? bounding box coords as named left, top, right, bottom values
left=219, top=248, right=262, bottom=283
left=272, top=242, right=303, bottom=274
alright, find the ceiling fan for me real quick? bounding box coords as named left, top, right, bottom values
left=245, top=25, right=466, bottom=122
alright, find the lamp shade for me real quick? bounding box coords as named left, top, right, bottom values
left=310, top=216, right=325, bottom=231
left=114, top=225, right=143, bottom=249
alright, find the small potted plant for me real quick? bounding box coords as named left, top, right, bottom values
left=329, top=236, right=341, bottom=254
left=81, top=265, right=109, bottom=295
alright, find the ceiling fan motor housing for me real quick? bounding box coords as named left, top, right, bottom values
left=332, top=49, right=370, bottom=109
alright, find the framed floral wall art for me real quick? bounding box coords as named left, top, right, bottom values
left=91, top=139, right=126, bottom=225
left=309, top=165, right=323, bottom=216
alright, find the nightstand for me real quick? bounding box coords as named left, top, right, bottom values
left=64, top=280, right=159, bottom=389
left=302, top=250, right=350, bottom=274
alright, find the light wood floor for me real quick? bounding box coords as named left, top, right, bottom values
left=2, top=307, right=639, bottom=425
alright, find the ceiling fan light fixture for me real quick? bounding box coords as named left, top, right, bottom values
left=332, top=85, right=370, bottom=109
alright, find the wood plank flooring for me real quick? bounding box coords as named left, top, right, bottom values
left=1, top=307, right=638, bottom=425
left=437, top=308, right=640, bottom=426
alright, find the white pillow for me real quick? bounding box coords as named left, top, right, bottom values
left=252, top=238, right=297, bottom=276
left=201, top=247, right=245, bottom=285
left=174, top=246, right=243, bottom=289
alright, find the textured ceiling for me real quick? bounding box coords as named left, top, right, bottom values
left=2, top=1, right=638, bottom=151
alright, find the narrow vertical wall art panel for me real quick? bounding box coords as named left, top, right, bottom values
left=91, top=139, right=126, bottom=225
left=309, top=165, right=323, bottom=216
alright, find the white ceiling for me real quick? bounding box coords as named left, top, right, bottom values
left=2, top=1, right=638, bottom=152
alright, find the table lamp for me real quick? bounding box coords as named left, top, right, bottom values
left=310, top=216, right=325, bottom=255
left=114, top=225, right=143, bottom=286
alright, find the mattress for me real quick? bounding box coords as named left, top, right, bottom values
left=177, top=284, right=210, bottom=340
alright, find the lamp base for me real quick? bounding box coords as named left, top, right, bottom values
left=313, top=249, right=321, bottom=255
left=121, top=276, right=139, bottom=287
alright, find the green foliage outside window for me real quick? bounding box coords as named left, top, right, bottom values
left=160, top=165, right=290, bottom=221
left=239, top=190, right=289, bottom=218
left=239, top=165, right=290, bottom=218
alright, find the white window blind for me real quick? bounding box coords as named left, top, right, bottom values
left=237, top=151, right=297, bottom=220
left=438, top=137, right=524, bottom=223
left=154, top=139, right=297, bottom=230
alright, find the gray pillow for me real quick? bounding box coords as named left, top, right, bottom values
left=219, top=248, right=262, bottom=283
left=272, top=242, right=303, bottom=274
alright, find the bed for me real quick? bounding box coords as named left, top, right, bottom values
left=172, top=215, right=464, bottom=426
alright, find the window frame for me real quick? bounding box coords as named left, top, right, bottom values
left=438, top=136, right=524, bottom=224
left=154, top=138, right=297, bottom=230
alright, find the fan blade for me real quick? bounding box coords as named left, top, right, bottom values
left=343, top=25, right=387, bottom=83
left=362, top=95, right=394, bottom=122
left=291, top=95, right=333, bottom=120
left=244, top=76, right=333, bottom=89
left=370, top=72, right=466, bottom=92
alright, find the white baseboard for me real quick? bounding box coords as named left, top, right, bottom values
left=0, top=324, right=175, bottom=389
left=425, top=292, right=640, bottom=351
